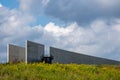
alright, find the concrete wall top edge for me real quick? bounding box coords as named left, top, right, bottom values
left=50, top=47, right=120, bottom=62
left=8, top=44, right=25, bottom=49
left=26, top=40, right=44, bottom=46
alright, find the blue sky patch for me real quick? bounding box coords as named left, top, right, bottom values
left=0, top=0, right=19, bottom=9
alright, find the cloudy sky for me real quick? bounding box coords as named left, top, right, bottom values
left=0, top=0, right=120, bottom=63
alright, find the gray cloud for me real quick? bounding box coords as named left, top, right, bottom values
left=19, top=0, right=49, bottom=16
left=19, top=0, right=120, bottom=24
left=45, top=0, right=120, bottom=24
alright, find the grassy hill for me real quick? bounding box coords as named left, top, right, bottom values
left=0, top=63, right=120, bottom=80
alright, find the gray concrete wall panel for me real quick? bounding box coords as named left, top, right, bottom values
left=26, top=40, right=44, bottom=63
left=8, top=44, right=25, bottom=63
left=50, top=47, right=120, bottom=65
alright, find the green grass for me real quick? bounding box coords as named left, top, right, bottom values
left=0, top=63, right=120, bottom=80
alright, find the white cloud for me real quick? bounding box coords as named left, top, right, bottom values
left=44, top=22, right=74, bottom=36
left=31, top=20, right=120, bottom=61
left=19, top=0, right=47, bottom=16
left=0, top=3, right=2, bottom=7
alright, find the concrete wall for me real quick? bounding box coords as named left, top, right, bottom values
left=7, top=44, right=25, bottom=63
left=50, top=47, right=120, bottom=65
left=26, top=40, right=44, bottom=63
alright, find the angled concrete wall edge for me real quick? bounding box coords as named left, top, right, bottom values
left=26, top=40, right=44, bottom=47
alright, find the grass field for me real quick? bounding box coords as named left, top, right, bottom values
left=0, top=63, right=120, bottom=80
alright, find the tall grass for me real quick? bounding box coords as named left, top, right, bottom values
left=0, top=63, right=120, bottom=80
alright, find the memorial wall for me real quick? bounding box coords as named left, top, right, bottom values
left=7, top=44, right=25, bottom=63
left=50, top=47, right=120, bottom=65
left=7, top=40, right=120, bottom=64
left=26, top=40, right=44, bottom=63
